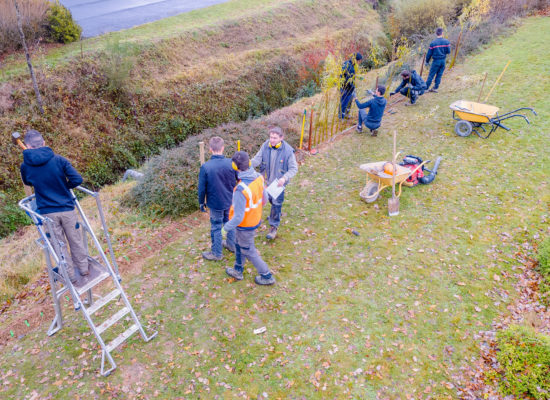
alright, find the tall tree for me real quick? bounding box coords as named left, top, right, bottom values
left=13, top=0, right=44, bottom=114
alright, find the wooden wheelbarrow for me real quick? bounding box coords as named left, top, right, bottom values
left=359, top=157, right=427, bottom=203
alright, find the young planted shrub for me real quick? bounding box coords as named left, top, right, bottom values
left=47, top=0, right=81, bottom=43
left=538, top=236, right=550, bottom=306
left=495, top=325, right=550, bottom=399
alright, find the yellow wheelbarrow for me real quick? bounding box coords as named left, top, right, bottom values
left=359, top=157, right=427, bottom=203
left=450, top=100, right=536, bottom=139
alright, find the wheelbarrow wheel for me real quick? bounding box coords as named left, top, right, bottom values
left=455, top=120, right=473, bottom=137
left=360, top=181, right=380, bottom=203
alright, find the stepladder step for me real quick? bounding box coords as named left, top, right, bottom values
left=106, top=324, right=139, bottom=353
left=76, top=258, right=110, bottom=295
left=97, top=307, right=129, bottom=334
left=86, top=289, right=121, bottom=316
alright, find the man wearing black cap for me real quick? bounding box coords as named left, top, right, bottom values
left=390, top=69, right=426, bottom=105
left=223, top=151, right=275, bottom=285
left=340, top=52, right=363, bottom=119
left=20, top=129, right=89, bottom=284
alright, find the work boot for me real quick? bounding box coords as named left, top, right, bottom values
left=356, top=125, right=362, bottom=133
left=428, top=88, right=438, bottom=93
left=222, top=239, right=236, bottom=253
left=266, top=227, right=278, bottom=240
left=370, top=129, right=378, bottom=137
left=225, top=267, right=243, bottom=281
left=255, top=275, right=276, bottom=286
left=202, top=251, right=223, bottom=261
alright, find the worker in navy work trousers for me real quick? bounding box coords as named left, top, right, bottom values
left=425, top=27, right=451, bottom=93
left=198, top=136, right=238, bottom=261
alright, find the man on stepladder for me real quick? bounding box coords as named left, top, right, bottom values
left=223, top=151, right=275, bottom=285
left=251, top=126, right=298, bottom=240
left=425, top=27, right=451, bottom=93
left=19, top=129, right=89, bottom=284
left=198, top=136, right=237, bottom=261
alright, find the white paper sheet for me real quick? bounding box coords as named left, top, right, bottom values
left=266, top=179, right=285, bottom=199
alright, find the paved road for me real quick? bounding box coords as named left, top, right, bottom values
left=60, top=0, right=230, bottom=37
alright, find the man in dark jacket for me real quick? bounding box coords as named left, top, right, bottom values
left=425, top=27, right=451, bottom=93
left=198, top=136, right=237, bottom=260
left=390, top=70, right=426, bottom=105
left=251, top=126, right=298, bottom=240
left=354, top=85, right=387, bottom=136
left=20, top=129, right=88, bottom=283
left=340, top=52, right=363, bottom=119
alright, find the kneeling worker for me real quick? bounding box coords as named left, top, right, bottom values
left=355, top=85, right=387, bottom=136
left=390, top=70, right=426, bottom=105
left=223, top=151, right=275, bottom=286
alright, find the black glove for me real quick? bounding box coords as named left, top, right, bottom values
left=389, top=92, right=396, bottom=96
left=200, top=204, right=206, bottom=213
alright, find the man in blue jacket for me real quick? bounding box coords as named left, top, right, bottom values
left=354, top=85, right=387, bottom=136
left=251, top=126, right=298, bottom=240
left=390, top=70, right=426, bottom=105
left=340, top=52, right=363, bottom=119
left=20, top=129, right=88, bottom=284
left=425, top=27, right=451, bottom=93
left=198, top=136, right=237, bottom=261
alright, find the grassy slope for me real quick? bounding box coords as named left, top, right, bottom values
left=0, top=17, right=549, bottom=399
left=0, top=0, right=296, bottom=79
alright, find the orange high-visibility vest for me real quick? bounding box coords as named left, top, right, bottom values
left=229, top=176, right=264, bottom=228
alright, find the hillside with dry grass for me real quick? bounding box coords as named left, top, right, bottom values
left=0, top=0, right=383, bottom=236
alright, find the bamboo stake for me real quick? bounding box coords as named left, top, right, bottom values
left=477, top=72, right=488, bottom=102
left=419, top=53, right=426, bottom=78
left=299, top=109, right=306, bottom=149
left=199, top=141, right=205, bottom=165
left=388, top=130, right=399, bottom=216
left=307, top=110, right=313, bottom=151
left=374, top=75, right=379, bottom=90
left=449, top=29, right=463, bottom=69
left=484, top=61, right=511, bottom=103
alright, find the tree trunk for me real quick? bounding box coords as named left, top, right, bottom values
left=13, top=0, right=45, bottom=114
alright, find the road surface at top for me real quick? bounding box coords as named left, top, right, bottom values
left=60, top=0, right=231, bottom=37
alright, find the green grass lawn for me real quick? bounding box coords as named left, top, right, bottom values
left=0, top=0, right=298, bottom=80
left=0, top=17, right=548, bottom=399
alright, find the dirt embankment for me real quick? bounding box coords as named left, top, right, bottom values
left=0, top=0, right=382, bottom=203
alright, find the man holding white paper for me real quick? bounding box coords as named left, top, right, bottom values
left=251, top=126, right=298, bottom=240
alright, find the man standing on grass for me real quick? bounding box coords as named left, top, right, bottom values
left=390, top=70, right=426, bottom=105
left=20, top=129, right=89, bottom=284
left=340, top=52, right=363, bottom=119
left=198, top=136, right=237, bottom=261
left=251, top=126, right=298, bottom=240
left=425, top=27, right=451, bottom=93
left=223, top=151, right=275, bottom=285
left=354, top=85, right=387, bottom=137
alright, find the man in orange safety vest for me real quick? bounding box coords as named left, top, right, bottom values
left=223, top=151, right=275, bottom=285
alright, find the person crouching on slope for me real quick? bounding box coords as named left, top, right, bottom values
left=354, top=85, right=387, bottom=137
left=390, top=70, right=426, bottom=105
left=223, top=151, right=275, bottom=286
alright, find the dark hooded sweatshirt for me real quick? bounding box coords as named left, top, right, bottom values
left=20, top=147, right=83, bottom=214
left=355, top=95, right=387, bottom=125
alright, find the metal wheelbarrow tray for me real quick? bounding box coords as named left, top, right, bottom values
left=450, top=100, right=536, bottom=139
left=358, top=159, right=427, bottom=203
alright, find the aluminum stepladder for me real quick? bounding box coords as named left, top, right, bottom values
left=19, top=186, right=157, bottom=376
